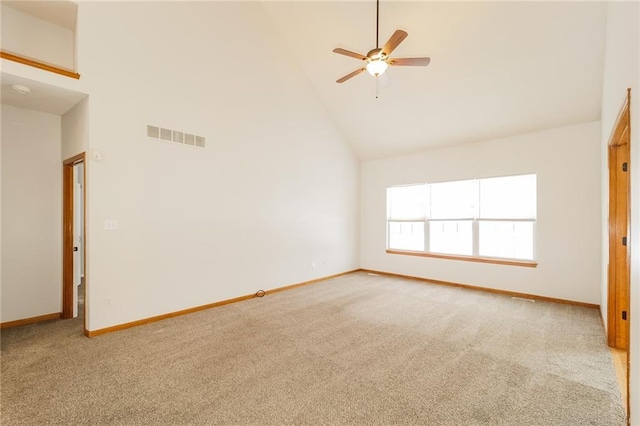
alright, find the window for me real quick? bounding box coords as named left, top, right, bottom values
left=387, top=174, right=536, bottom=264
left=386, top=184, right=427, bottom=251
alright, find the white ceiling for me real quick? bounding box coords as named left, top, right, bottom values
left=1, top=1, right=83, bottom=114
left=0, top=1, right=607, bottom=159
left=262, top=1, right=607, bottom=160
left=3, top=0, right=77, bottom=31
left=1, top=73, right=86, bottom=115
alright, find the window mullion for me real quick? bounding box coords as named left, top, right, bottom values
left=424, top=219, right=430, bottom=253
left=387, top=221, right=390, bottom=249
left=472, top=219, right=479, bottom=257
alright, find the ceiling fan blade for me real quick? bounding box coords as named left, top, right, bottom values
left=333, top=48, right=367, bottom=61
left=381, top=30, right=408, bottom=57
left=389, top=57, right=431, bottom=66
left=336, top=68, right=366, bottom=83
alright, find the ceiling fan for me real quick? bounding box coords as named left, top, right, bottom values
left=333, top=0, right=431, bottom=84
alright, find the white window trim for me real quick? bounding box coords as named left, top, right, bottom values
left=386, top=174, right=537, bottom=267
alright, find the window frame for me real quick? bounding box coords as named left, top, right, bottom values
left=386, top=175, right=537, bottom=268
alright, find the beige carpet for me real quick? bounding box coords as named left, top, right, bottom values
left=0, top=272, right=625, bottom=425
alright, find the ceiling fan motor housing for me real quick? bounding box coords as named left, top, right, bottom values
left=331, top=1, right=429, bottom=84
left=366, top=48, right=386, bottom=62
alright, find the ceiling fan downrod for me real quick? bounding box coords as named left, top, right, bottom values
left=376, top=0, right=379, bottom=49
left=332, top=0, right=431, bottom=84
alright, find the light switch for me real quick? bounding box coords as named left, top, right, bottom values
left=104, top=220, right=118, bottom=230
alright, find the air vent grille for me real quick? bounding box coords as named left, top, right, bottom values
left=146, top=125, right=205, bottom=148
left=160, top=128, right=172, bottom=141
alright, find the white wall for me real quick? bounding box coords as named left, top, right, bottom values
left=361, top=122, right=601, bottom=304
left=74, top=2, right=359, bottom=331
left=61, top=97, right=89, bottom=160
left=61, top=97, right=88, bottom=280
left=0, top=4, right=74, bottom=70
left=600, top=1, right=639, bottom=421
left=1, top=105, right=62, bottom=322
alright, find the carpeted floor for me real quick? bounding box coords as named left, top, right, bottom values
left=0, top=272, right=625, bottom=425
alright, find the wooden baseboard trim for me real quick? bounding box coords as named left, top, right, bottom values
left=86, top=269, right=360, bottom=337
left=1, top=50, right=80, bottom=79
left=264, top=270, right=359, bottom=295
left=361, top=269, right=600, bottom=309
left=86, top=294, right=254, bottom=337
left=0, top=313, right=61, bottom=329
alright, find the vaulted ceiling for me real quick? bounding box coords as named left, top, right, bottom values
left=2, top=1, right=607, bottom=160
left=3, top=0, right=76, bottom=30
left=262, top=1, right=607, bottom=159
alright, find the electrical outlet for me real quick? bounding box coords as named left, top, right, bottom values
left=311, top=261, right=316, bottom=269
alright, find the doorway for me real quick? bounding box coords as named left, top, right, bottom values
left=607, top=88, right=631, bottom=419
left=62, top=152, right=86, bottom=333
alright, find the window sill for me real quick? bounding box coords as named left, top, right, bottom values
left=386, top=249, right=538, bottom=268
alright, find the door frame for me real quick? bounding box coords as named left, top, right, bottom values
left=606, top=88, right=631, bottom=420
left=62, top=153, right=86, bottom=332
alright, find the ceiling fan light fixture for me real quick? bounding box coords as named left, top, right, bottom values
left=366, top=59, right=388, bottom=76
left=332, top=0, right=430, bottom=84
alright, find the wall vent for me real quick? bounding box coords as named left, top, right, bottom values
left=146, top=125, right=205, bottom=148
